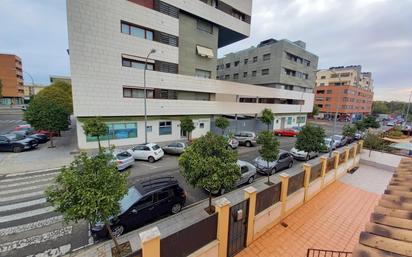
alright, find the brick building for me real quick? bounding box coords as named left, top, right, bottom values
left=0, top=54, right=24, bottom=105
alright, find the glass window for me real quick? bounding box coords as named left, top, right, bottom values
left=233, top=73, right=239, bottom=79
left=253, top=56, right=258, bottom=62
left=197, top=19, right=213, bottom=33
left=123, top=88, right=132, bottom=98
left=263, top=54, right=271, bottom=61
left=195, top=69, right=211, bottom=79
left=87, top=122, right=137, bottom=142
left=262, top=69, right=269, bottom=75
left=131, top=26, right=145, bottom=38
left=131, top=61, right=145, bottom=69
left=244, top=59, right=248, bottom=64
left=157, top=191, right=170, bottom=201
left=199, top=123, right=204, bottom=129
left=159, top=121, right=172, bottom=135
left=122, top=59, right=131, bottom=67
left=121, top=23, right=130, bottom=34
left=240, top=165, right=249, bottom=173
left=132, top=89, right=145, bottom=98
left=287, top=117, right=292, bottom=125
left=243, top=72, right=247, bottom=78
left=146, top=30, right=153, bottom=40
left=252, top=71, right=257, bottom=77
left=137, top=195, right=153, bottom=210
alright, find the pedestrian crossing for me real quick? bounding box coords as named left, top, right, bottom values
left=0, top=120, right=24, bottom=124
left=0, top=170, right=90, bottom=257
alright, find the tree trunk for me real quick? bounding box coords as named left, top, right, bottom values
left=106, top=223, right=121, bottom=256
left=208, top=191, right=212, bottom=212
left=187, top=132, right=190, bottom=142
left=97, top=135, right=101, bottom=152
left=369, top=149, right=372, bottom=157
left=49, top=134, right=55, bottom=148
left=266, top=161, right=271, bottom=184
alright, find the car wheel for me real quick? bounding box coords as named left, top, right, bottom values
left=111, top=225, right=124, bottom=238
left=171, top=203, right=182, bottom=214
left=220, top=188, right=226, bottom=195
left=245, top=141, right=252, bottom=147
left=148, top=156, right=155, bottom=163
left=13, top=146, right=22, bottom=153
left=247, top=176, right=255, bottom=184
left=288, top=161, right=293, bottom=168
left=271, top=167, right=277, bottom=175
left=305, top=154, right=310, bottom=161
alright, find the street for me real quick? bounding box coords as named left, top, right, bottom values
left=0, top=114, right=26, bottom=135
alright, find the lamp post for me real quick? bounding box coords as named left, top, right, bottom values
left=144, top=49, right=156, bottom=144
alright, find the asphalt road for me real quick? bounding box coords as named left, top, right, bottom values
left=0, top=114, right=26, bottom=135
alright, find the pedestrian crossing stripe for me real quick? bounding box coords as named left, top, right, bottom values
left=0, top=120, right=23, bottom=123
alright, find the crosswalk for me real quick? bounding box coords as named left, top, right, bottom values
left=0, top=169, right=90, bottom=257
left=0, top=120, right=24, bottom=124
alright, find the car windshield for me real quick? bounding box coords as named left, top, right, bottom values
left=116, top=151, right=131, bottom=160
left=152, top=145, right=160, bottom=150
left=324, top=138, right=332, bottom=144
left=119, top=187, right=142, bottom=214
left=333, top=135, right=343, bottom=140
left=4, top=134, right=23, bottom=141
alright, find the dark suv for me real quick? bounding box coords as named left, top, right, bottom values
left=91, top=177, right=186, bottom=239
left=0, top=133, right=38, bottom=152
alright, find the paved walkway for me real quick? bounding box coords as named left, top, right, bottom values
left=237, top=180, right=381, bottom=257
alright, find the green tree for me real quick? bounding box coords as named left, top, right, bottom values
left=312, top=105, right=320, bottom=116
left=372, top=101, right=389, bottom=115
left=364, top=133, right=387, bottom=157
left=46, top=151, right=128, bottom=254
left=36, top=81, right=73, bottom=114
left=295, top=124, right=326, bottom=158
left=354, top=120, right=366, bottom=132
left=179, top=132, right=240, bottom=212
left=362, top=116, right=380, bottom=129
left=342, top=124, right=357, bottom=138
left=256, top=130, right=279, bottom=185
left=260, top=108, right=274, bottom=130
left=82, top=117, right=108, bottom=151
left=180, top=117, right=196, bottom=141
left=24, top=97, right=69, bottom=148
left=215, top=116, right=230, bottom=135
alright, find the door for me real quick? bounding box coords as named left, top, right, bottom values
left=128, top=195, right=154, bottom=228
left=280, top=118, right=286, bottom=129
left=238, top=165, right=248, bottom=186
left=278, top=153, right=289, bottom=169
left=154, top=189, right=173, bottom=216
left=227, top=199, right=249, bottom=257
left=0, top=136, right=11, bottom=151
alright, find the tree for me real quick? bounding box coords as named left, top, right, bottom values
left=364, top=133, right=387, bottom=157
left=179, top=132, right=240, bottom=213
left=372, top=101, right=389, bottom=115
left=256, top=130, right=279, bottom=185
left=24, top=97, right=69, bottom=148
left=354, top=120, right=366, bottom=132
left=312, top=105, right=320, bottom=116
left=46, top=151, right=128, bottom=255
left=82, top=117, right=108, bottom=151
left=342, top=124, right=357, bottom=138
left=295, top=124, right=326, bottom=157
left=215, top=116, right=230, bottom=135
left=180, top=117, right=195, bottom=141
left=36, top=81, right=73, bottom=114
left=362, top=116, right=380, bottom=129
left=260, top=108, right=274, bottom=130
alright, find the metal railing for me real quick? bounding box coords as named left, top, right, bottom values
left=307, top=249, right=353, bottom=257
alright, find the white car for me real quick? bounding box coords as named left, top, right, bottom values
left=112, top=150, right=134, bottom=171
left=127, top=143, right=164, bottom=163
left=290, top=147, right=319, bottom=161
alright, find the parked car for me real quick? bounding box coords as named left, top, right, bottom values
left=332, top=135, right=348, bottom=147
left=273, top=128, right=299, bottom=137
left=13, top=127, right=35, bottom=136
left=254, top=150, right=294, bottom=175
left=127, top=143, right=164, bottom=163
left=206, top=160, right=257, bottom=195
left=162, top=142, right=187, bottom=155
left=322, top=137, right=337, bottom=152
left=226, top=136, right=239, bottom=149
left=354, top=131, right=365, bottom=140
left=35, top=130, right=60, bottom=137
left=234, top=131, right=257, bottom=147
left=290, top=147, right=319, bottom=161
left=28, top=133, right=49, bottom=144
left=15, top=124, right=31, bottom=130
left=111, top=150, right=134, bottom=171
left=91, top=177, right=186, bottom=239
left=0, top=133, right=38, bottom=152
left=387, top=121, right=395, bottom=126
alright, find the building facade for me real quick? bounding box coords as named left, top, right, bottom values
left=315, top=66, right=374, bottom=121
left=50, top=75, right=71, bottom=84
left=217, top=38, right=318, bottom=129
left=23, top=85, right=47, bottom=102
left=0, top=54, right=24, bottom=105
left=67, top=0, right=314, bottom=149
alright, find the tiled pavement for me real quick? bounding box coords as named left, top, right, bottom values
left=236, top=181, right=381, bottom=257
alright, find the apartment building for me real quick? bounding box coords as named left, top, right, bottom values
left=217, top=38, right=318, bottom=129
left=0, top=54, right=24, bottom=105
left=67, top=0, right=314, bottom=149
left=315, top=66, right=374, bottom=121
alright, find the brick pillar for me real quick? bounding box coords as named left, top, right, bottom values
left=279, top=173, right=290, bottom=217
left=359, top=139, right=364, bottom=152
left=333, top=151, right=340, bottom=180
left=244, top=186, right=257, bottom=246
left=320, top=156, right=327, bottom=188
left=303, top=163, right=311, bottom=202
left=139, top=226, right=160, bottom=257
left=215, top=197, right=230, bottom=257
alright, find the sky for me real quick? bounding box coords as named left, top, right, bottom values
left=0, top=0, right=411, bottom=101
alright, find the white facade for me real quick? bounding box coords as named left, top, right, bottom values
left=67, top=0, right=314, bottom=149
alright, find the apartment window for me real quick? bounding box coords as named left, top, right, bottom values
left=197, top=19, right=213, bottom=34
left=158, top=61, right=178, bottom=73
left=243, top=72, right=248, bottom=78
left=326, top=90, right=332, bottom=94
left=159, top=121, right=172, bottom=135
left=121, top=22, right=153, bottom=40
left=87, top=122, right=137, bottom=142
left=263, top=54, right=271, bottom=61
left=285, top=85, right=294, bottom=90
left=226, top=63, right=231, bottom=68
left=284, top=68, right=296, bottom=77
left=253, top=56, right=258, bottom=63
left=326, top=97, right=331, bottom=101
left=325, top=104, right=331, bottom=108
left=195, top=69, right=211, bottom=79
left=234, top=61, right=240, bottom=67
left=287, top=117, right=293, bottom=125
left=286, top=52, right=303, bottom=64
left=233, top=73, right=239, bottom=79
left=225, top=74, right=230, bottom=80
left=320, top=83, right=325, bottom=86
left=146, top=126, right=152, bottom=132
left=244, top=59, right=248, bottom=64
left=159, top=32, right=178, bottom=47
left=297, top=116, right=306, bottom=123
left=123, top=87, right=154, bottom=98
left=199, top=123, right=205, bottom=129
left=252, top=71, right=257, bottom=77
left=261, top=69, right=269, bottom=75
left=321, top=76, right=326, bottom=79
left=317, top=90, right=325, bottom=94
left=122, top=58, right=154, bottom=70
left=158, top=1, right=179, bottom=18
left=303, top=60, right=310, bottom=66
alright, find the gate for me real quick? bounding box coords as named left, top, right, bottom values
left=227, top=199, right=249, bottom=257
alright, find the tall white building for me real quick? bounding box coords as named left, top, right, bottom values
left=67, top=0, right=314, bottom=149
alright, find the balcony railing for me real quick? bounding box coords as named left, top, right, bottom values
left=307, top=249, right=353, bottom=257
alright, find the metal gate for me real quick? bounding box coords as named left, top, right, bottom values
left=227, top=199, right=249, bottom=257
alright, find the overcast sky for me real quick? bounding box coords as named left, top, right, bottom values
left=1, top=0, right=411, bottom=101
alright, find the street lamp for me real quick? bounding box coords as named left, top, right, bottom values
left=143, top=49, right=156, bottom=144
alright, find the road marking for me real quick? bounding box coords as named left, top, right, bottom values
left=0, top=190, right=44, bottom=203
left=25, top=244, right=71, bottom=257
left=0, top=177, right=54, bottom=190
left=140, top=163, right=162, bottom=169
left=0, top=226, right=72, bottom=253
left=0, top=206, right=55, bottom=223
left=0, top=171, right=59, bottom=183
left=0, top=215, right=63, bottom=236
left=0, top=184, right=49, bottom=196
left=0, top=198, right=47, bottom=212
left=5, top=168, right=59, bottom=178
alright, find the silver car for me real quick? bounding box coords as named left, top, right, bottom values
left=162, top=142, right=187, bottom=155
left=207, top=160, right=256, bottom=195
left=111, top=150, right=134, bottom=171
left=332, top=135, right=348, bottom=147
left=290, top=147, right=319, bottom=161
left=254, top=150, right=294, bottom=175
left=323, top=137, right=337, bottom=152
left=227, top=137, right=239, bottom=149
left=234, top=131, right=257, bottom=147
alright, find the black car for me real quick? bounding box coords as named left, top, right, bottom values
left=91, top=177, right=186, bottom=239
left=0, top=133, right=38, bottom=152
left=28, top=133, right=49, bottom=144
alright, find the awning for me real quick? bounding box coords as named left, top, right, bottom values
left=196, top=45, right=214, bottom=58
left=390, top=142, right=412, bottom=151
left=121, top=54, right=155, bottom=64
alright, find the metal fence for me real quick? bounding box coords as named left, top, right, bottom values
left=160, top=213, right=218, bottom=257
left=255, top=182, right=281, bottom=214
left=287, top=171, right=305, bottom=196
left=310, top=163, right=322, bottom=182
left=307, top=249, right=352, bottom=257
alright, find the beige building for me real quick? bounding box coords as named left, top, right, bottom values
left=23, top=84, right=47, bottom=101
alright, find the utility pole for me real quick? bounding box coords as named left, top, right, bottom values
left=143, top=49, right=156, bottom=144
